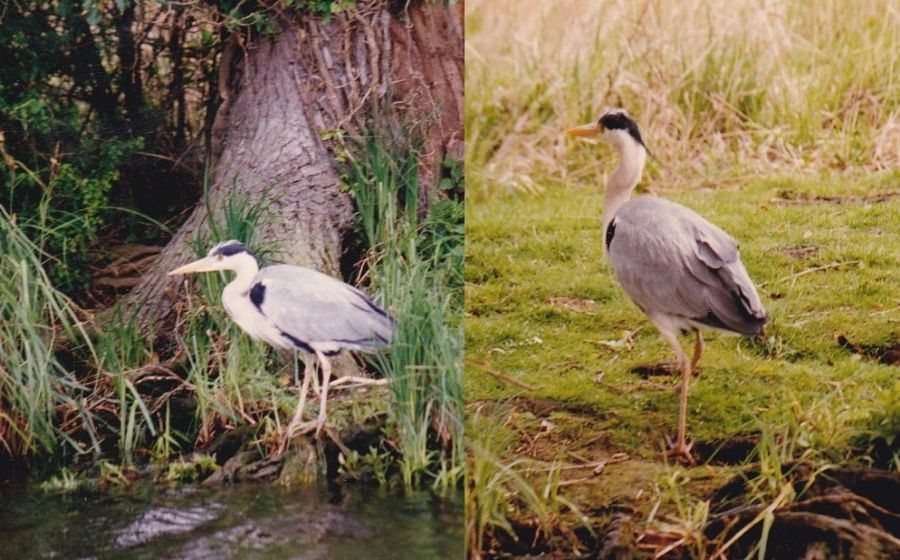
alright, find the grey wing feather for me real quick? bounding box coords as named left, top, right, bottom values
left=256, top=265, right=395, bottom=352
left=608, top=196, right=767, bottom=335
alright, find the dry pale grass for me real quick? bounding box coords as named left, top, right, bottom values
left=466, top=0, right=900, bottom=198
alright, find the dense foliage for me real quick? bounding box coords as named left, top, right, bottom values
left=0, top=0, right=359, bottom=294
left=1, top=1, right=221, bottom=292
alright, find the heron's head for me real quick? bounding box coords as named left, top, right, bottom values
left=566, top=108, right=648, bottom=153
left=168, top=240, right=257, bottom=276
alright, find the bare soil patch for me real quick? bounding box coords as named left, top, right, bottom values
left=838, top=335, right=900, bottom=365
left=692, top=436, right=758, bottom=466
left=630, top=362, right=679, bottom=378
left=781, top=245, right=819, bottom=260
left=547, top=296, right=598, bottom=312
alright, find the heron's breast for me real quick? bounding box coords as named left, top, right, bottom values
left=223, top=290, right=286, bottom=348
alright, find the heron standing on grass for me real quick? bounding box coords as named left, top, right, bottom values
left=567, top=109, right=768, bottom=463
left=169, top=240, right=395, bottom=446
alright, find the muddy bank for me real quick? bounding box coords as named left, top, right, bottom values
left=700, top=466, right=900, bottom=559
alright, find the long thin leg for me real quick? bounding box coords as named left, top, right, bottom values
left=657, top=328, right=695, bottom=465
left=279, top=353, right=318, bottom=453
left=311, top=362, right=321, bottom=396
left=690, top=330, right=704, bottom=376
left=288, top=353, right=315, bottom=428
left=278, top=351, right=336, bottom=449
left=314, top=350, right=331, bottom=437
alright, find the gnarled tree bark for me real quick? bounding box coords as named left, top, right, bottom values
left=124, top=0, right=463, bottom=346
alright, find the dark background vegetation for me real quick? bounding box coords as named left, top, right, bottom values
left=1, top=0, right=262, bottom=297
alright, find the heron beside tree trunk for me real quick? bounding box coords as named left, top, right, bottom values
left=169, top=240, right=395, bottom=450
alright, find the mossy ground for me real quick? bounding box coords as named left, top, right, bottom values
left=465, top=171, right=899, bottom=553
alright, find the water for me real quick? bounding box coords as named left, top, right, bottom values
left=0, top=482, right=463, bottom=559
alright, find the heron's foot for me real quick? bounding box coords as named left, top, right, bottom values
left=277, top=420, right=318, bottom=454
left=314, top=417, right=326, bottom=438
left=288, top=420, right=318, bottom=436
left=690, top=366, right=701, bottom=378
left=664, top=435, right=696, bottom=466
left=290, top=419, right=328, bottom=439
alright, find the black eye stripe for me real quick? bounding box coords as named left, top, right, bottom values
left=212, top=242, right=252, bottom=257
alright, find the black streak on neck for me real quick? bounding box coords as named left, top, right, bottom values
left=249, top=282, right=265, bottom=311
left=605, top=218, right=617, bottom=251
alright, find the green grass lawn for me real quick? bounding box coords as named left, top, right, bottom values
left=465, top=171, right=899, bottom=552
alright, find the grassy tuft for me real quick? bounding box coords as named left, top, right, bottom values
left=0, top=206, right=99, bottom=460
left=342, top=130, right=465, bottom=490
left=466, top=409, right=551, bottom=557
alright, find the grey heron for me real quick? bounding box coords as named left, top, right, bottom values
left=169, top=240, right=395, bottom=445
left=567, top=109, right=768, bottom=463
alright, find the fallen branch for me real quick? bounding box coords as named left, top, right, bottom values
left=467, top=359, right=535, bottom=391
left=522, top=453, right=629, bottom=474
left=94, top=277, right=141, bottom=289
left=328, top=376, right=389, bottom=388
left=762, top=260, right=861, bottom=287
left=558, top=476, right=595, bottom=487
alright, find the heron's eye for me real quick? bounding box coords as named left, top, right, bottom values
left=217, top=255, right=224, bottom=261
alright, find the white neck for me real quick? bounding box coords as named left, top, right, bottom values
left=224, top=254, right=259, bottom=294
left=602, top=133, right=647, bottom=227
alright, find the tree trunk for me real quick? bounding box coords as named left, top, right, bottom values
left=124, top=0, right=463, bottom=346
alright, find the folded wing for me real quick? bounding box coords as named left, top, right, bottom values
left=608, top=197, right=767, bottom=335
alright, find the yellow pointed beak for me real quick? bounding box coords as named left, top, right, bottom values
left=168, top=256, right=220, bottom=275
left=566, top=122, right=603, bottom=138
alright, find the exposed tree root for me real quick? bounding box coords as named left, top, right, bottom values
left=704, top=466, right=900, bottom=559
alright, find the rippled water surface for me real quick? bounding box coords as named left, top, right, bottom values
left=0, top=482, right=463, bottom=559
